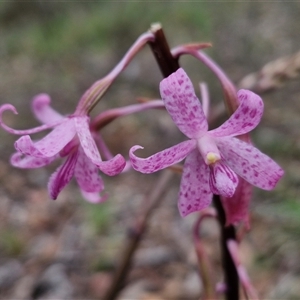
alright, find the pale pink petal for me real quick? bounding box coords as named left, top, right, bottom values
left=74, top=146, right=105, bottom=193
left=178, top=149, right=212, bottom=217
left=10, top=152, right=58, bottom=169
left=130, top=139, right=196, bottom=174
left=75, top=117, right=125, bottom=176
left=199, top=82, right=209, bottom=118
left=221, top=178, right=252, bottom=227
left=48, top=151, right=78, bottom=200
left=75, top=116, right=102, bottom=165
left=159, top=68, right=208, bottom=139
left=80, top=190, right=108, bottom=204
left=0, top=104, right=64, bottom=135
left=209, top=161, right=239, bottom=198
left=209, top=90, right=264, bottom=137
left=31, top=94, right=64, bottom=124
left=97, top=154, right=126, bottom=176
left=76, top=147, right=108, bottom=203
left=216, top=137, right=284, bottom=190
left=14, top=118, right=76, bottom=157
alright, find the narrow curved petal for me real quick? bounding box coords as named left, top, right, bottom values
left=0, top=104, right=64, bottom=135
left=74, top=146, right=105, bottom=193
left=159, top=68, right=208, bottom=139
left=221, top=178, right=252, bottom=227
left=209, top=90, right=264, bottom=138
left=216, top=137, right=284, bottom=190
left=98, top=154, right=126, bottom=176
left=10, top=152, right=58, bottom=169
left=75, top=116, right=103, bottom=165
left=209, top=162, right=239, bottom=197
left=75, top=117, right=125, bottom=176
left=48, top=151, right=78, bottom=200
left=178, top=149, right=212, bottom=217
left=31, top=94, right=64, bottom=124
left=14, top=118, right=76, bottom=157
left=130, top=139, right=196, bottom=174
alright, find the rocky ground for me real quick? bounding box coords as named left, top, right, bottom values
left=0, top=2, right=300, bottom=299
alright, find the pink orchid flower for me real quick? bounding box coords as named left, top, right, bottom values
left=0, top=94, right=125, bottom=202
left=1, top=94, right=163, bottom=202
left=130, top=68, right=284, bottom=217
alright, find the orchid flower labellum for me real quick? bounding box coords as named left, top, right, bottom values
left=130, top=68, right=284, bottom=217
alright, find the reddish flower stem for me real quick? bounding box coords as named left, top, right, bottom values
left=149, top=24, right=239, bottom=300
left=148, top=23, right=180, bottom=77
left=214, top=195, right=239, bottom=300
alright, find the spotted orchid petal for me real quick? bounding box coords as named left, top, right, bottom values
left=31, top=94, right=64, bottom=125
left=209, top=90, right=264, bottom=138
left=178, top=149, right=212, bottom=217
left=221, top=178, right=252, bottom=226
left=74, top=146, right=105, bottom=193
left=0, top=104, right=64, bottom=135
left=14, top=118, right=77, bottom=157
left=10, top=151, right=58, bottom=168
left=75, top=147, right=109, bottom=203
left=130, top=139, right=196, bottom=174
left=74, top=117, right=125, bottom=176
left=98, top=154, right=126, bottom=176
left=159, top=68, right=208, bottom=139
left=48, top=150, right=79, bottom=200
left=216, top=137, right=284, bottom=190
left=75, top=116, right=103, bottom=165
left=209, top=162, right=239, bottom=197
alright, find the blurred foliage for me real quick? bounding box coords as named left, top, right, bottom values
left=0, top=2, right=212, bottom=60
left=0, top=2, right=300, bottom=298
left=83, top=201, right=112, bottom=235
left=0, top=229, right=25, bottom=257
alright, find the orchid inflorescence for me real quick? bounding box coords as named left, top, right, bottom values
left=0, top=25, right=283, bottom=228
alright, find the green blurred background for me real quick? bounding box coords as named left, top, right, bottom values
left=0, top=2, right=300, bottom=299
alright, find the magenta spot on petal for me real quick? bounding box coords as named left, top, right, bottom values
left=187, top=204, right=192, bottom=211
left=178, top=79, right=184, bottom=85
left=242, top=107, right=249, bottom=114
left=250, top=109, right=256, bottom=118
left=164, top=89, right=171, bottom=96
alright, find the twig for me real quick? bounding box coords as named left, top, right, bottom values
left=103, top=170, right=173, bottom=300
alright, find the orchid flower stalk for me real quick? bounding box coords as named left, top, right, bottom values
left=130, top=68, right=284, bottom=217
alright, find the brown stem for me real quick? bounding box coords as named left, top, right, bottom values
left=214, top=195, right=239, bottom=300
left=149, top=23, right=180, bottom=77
left=103, top=170, right=173, bottom=300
